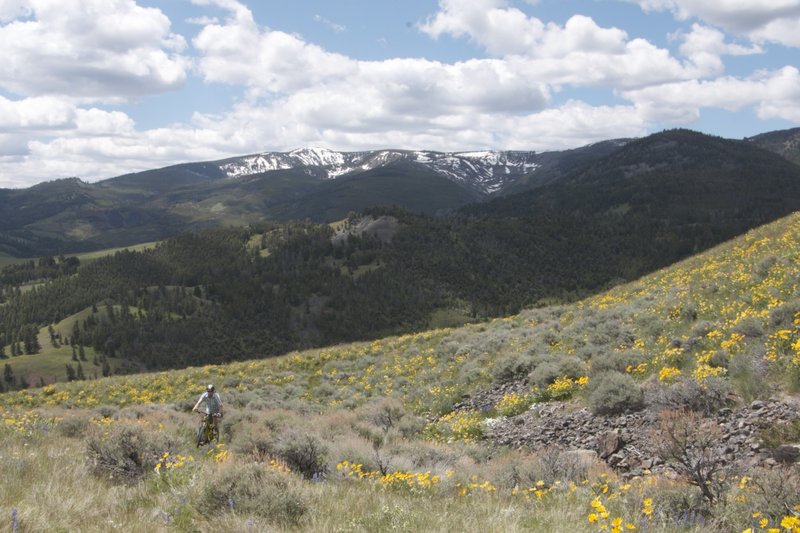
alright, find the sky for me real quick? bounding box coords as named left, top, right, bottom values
left=0, top=0, right=799, bottom=188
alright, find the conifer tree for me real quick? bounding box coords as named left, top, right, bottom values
left=65, top=364, right=76, bottom=381
left=4, top=363, right=15, bottom=388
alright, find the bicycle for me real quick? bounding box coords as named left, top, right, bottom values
left=196, top=412, right=221, bottom=447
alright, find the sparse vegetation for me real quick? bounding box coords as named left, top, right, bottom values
left=588, top=371, right=644, bottom=415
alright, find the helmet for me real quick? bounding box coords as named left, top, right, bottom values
left=206, top=384, right=215, bottom=393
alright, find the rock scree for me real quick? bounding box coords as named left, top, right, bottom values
left=454, top=383, right=800, bottom=478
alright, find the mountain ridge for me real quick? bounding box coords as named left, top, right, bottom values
left=1, top=127, right=799, bottom=258
left=217, top=147, right=544, bottom=196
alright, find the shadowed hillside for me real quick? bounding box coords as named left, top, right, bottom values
left=748, top=127, right=800, bottom=166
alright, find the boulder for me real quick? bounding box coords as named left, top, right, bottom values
left=772, top=444, right=800, bottom=464
left=597, top=429, right=624, bottom=459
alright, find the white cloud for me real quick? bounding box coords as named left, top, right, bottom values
left=0, top=95, right=75, bottom=133
left=627, top=0, right=800, bottom=47
left=418, top=2, right=716, bottom=88
left=420, top=1, right=637, bottom=59
left=313, top=14, right=346, bottom=33
left=194, top=21, right=356, bottom=94
left=501, top=101, right=649, bottom=150
left=186, top=16, right=220, bottom=26
left=677, top=23, right=762, bottom=74
left=0, top=0, right=188, bottom=101
left=624, top=66, right=800, bottom=123
left=0, top=1, right=30, bottom=23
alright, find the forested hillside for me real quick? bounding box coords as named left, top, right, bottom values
left=3, top=130, right=800, bottom=386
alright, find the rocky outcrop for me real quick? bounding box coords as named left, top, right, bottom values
left=465, top=390, right=800, bottom=477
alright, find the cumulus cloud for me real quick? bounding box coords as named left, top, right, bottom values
left=624, top=66, right=800, bottom=123
left=0, top=0, right=188, bottom=101
left=626, top=0, right=800, bottom=47
left=193, top=18, right=356, bottom=94
left=419, top=2, right=717, bottom=88
left=677, top=23, right=763, bottom=74
left=0, top=96, right=75, bottom=133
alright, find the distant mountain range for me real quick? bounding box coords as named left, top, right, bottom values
left=0, top=127, right=798, bottom=258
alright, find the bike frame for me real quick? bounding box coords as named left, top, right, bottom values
left=196, top=413, right=220, bottom=447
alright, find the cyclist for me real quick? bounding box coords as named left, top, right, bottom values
left=192, top=384, right=223, bottom=438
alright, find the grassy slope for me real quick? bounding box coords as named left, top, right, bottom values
left=4, top=210, right=800, bottom=409
left=2, top=212, right=800, bottom=531
left=72, top=241, right=159, bottom=263
left=2, top=305, right=134, bottom=385
left=0, top=252, right=25, bottom=268
left=1, top=241, right=160, bottom=384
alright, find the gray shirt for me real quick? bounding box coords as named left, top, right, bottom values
left=197, top=391, right=222, bottom=414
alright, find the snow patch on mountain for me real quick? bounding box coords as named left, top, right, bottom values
left=219, top=148, right=541, bottom=196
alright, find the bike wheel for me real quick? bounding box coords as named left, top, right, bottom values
left=196, top=421, right=207, bottom=447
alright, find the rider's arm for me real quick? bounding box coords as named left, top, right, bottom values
left=192, top=394, right=204, bottom=413
left=217, top=393, right=224, bottom=414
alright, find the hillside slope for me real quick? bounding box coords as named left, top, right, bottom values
left=5, top=208, right=800, bottom=408
left=2, top=210, right=800, bottom=533
left=748, top=127, right=800, bottom=166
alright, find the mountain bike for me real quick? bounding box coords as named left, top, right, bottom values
left=196, top=413, right=221, bottom=447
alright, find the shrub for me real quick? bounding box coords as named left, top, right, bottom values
left=86, top=423, right=174, bottom=482
left=731, top=317, right=764, bottom=338
left=652, top=409, right=729, bottom=504
left=422, top=410, right=484, bottom=444
left=57, top=415, right=90, bottom=438
left=645, top=376, right=731, bottom=414
left=365, top=398, right=407, bottom=435
left=587, top=371, right=643, bottom=415
left=197, top=462, right=307, bottom=527
left=228, top=422, right=274, bottom=461
left=590, top=351, right=647, bottom=377
left=532, top=447, right=598, bottom=484
left=740, top=467, right=800, bottom=523
left=479, top=450, right=543, bottom=489
left=529, top=356, right=583, bottom=389
left=493, top=354, right=535, bottom=382
left=495, top=392, right=533, bottom=417
left=690, top=321, right=715, bottom=338
left=94, top=405, right=118, bottom=419
left=768, top=301, right=800, bottom=327
left=329, top=434, right=382, bottom=473
left=757, top=420, right=800, bottom=450
left=272, top=430, right=328, bottom=479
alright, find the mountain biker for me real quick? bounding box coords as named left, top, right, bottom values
left=192, top=384, right=223, bottom=436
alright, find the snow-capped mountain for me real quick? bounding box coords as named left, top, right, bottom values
left=219, top=147, right=541, bottom=196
